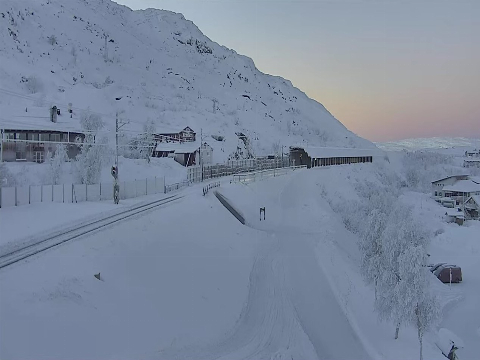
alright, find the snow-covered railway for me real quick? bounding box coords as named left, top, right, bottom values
left=0, top=194, right=184, bottom=269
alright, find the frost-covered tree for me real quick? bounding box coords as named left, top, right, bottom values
left=73, top=136, right=109, bottom=184
left=140, top=119, right=156, bottom=162
left=46, top=144, right=67, bottom=185
left=360, top=208, right=389, bottom=299
left=124, top=119, right=156, bottom=161
left=375, top=203, right=431, bottom=339
left=73, top=111, right=109, bottom=184
left=415, top=292, right=440, bottom=360
left=80, top=111, right=105, bottom=137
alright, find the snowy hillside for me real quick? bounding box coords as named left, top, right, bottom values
left=0, top=0, right=373, bottom=165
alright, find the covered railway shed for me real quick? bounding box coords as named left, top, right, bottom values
left=289, top=146, right=377, bottom=168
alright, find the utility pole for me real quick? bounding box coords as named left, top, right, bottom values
left=281, top=145, right=284, bottom=168
left=0, top=129, right=3, bottom=163
left=115, top=111, right=119, bottom=170
left=200, top=128, right=203, bottom=182
left=113, top=97, right=128, bottom=203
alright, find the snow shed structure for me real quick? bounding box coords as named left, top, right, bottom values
left=289, top=146, right=375, bottom=169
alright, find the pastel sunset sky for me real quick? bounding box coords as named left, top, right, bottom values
left=117, top=0, right=480, bottom=142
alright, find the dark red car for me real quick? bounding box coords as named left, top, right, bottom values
left=432, top=264, right=462, bottom=283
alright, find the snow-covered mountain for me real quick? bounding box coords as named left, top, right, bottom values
left=0, top=0, right=373, bottom=163
left=376, top=137, right=480, bottom=152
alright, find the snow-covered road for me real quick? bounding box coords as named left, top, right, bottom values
left=161, top=230, right=369, bottom=360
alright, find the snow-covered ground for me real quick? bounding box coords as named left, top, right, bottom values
left=4, top=155, right=187, bottom=187
left=2, top=159, right=478, bottom=359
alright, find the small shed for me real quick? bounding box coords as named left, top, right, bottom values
left=444, top=208, right=465, bottom=225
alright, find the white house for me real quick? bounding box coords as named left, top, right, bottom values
left=431, top=175, right=469, bottom=199
left=442, top=180, right=480, bottom=204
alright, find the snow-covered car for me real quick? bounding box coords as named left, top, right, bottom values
left=428, top=262, right=446, bottom=273
left=432, top=264, right=462, bottom=283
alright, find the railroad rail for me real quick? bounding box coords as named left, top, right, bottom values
left=0, top=194, right=184, bottom=269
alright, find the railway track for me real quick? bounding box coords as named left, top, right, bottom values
left=0, top=194, right=184, bottom=269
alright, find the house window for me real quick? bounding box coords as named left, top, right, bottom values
left=39, top=133, right=50, bottom=142
left=62, top=133, right=68, bottom=142
left=51, top=133, right=61, bottom=142
left=5, top=132, right=15, bottom=140
left=33, top=151, right=44, bottom=163
left=28, top=133, right=39, bottom=141
left=435, top=191, right=437, bottom=196
left=16, top=133, right=26, bottom=141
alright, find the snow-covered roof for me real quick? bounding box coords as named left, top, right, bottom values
left=466, top=195, right=480, bottom=205
left=471, top=176, right=480, bottom=184
left=0, top=106, right=83, bottom=132
left=155, top=142, right=200, bottom=153
left=439, top=197, right=455, bottom=202
left=156, top=126, right=195, bottom=134
left=444, top=208, right=464, bottom=218
left=296, top=146, right=379, bottom=158
left=442, top=180, right=480, bottom=193
left=464, top=159, right=480, bottom=162
left=431, top=175, right=469, bottom=184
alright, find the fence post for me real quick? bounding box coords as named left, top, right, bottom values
left=146, top=178, right=148, bottom=196
left=164, top=176, right=166, bottom=194
left=63, top=183, right=65, bottom=203
left=15, top=185, right=17, bottom=206
left=85, top=183, right=88, bottom=201
left=29, top=185, right=31, bottom=204
left=72, top=184, right=74, bottom=203
left=41, top=185, right=43, bottom=202
left=100, top=182, right=102, bottom=200
left=52, top=184, right=54, bottom=202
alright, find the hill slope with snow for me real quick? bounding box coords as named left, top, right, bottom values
left=0, top=0, right=373, bottom=163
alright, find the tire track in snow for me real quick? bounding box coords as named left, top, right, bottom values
left=157, top=237, right=317, bottom=360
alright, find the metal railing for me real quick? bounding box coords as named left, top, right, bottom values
left=231, top=165, right=307, bottom=184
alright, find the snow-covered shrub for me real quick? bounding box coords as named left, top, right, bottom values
left=25, top=75, right=44, bottom=94
left=0, top=163, right=16, bottom=187
left=45, top=144, right=67, bottom=185
left=47, top=34, right=57, bottom=45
